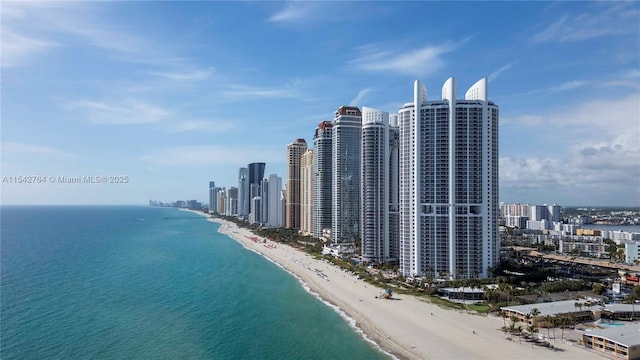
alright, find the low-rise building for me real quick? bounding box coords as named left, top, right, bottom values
left=582, top=325, right=640, bottom=360
left=501, top=300, right=600, bottom=327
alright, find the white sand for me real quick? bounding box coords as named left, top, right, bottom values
left=181, top=210, right=604, bottom=360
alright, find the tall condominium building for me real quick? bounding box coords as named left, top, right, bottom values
left=260, top=178, right=269, bottom=224
left=267, top=174, right=283, bottom=227
left=248, top=163, right=266, bottom=189
left=398, top=78, right=499, bottom=279
left=332, top=106, right=362, bottom=243
left=286, top=138, right=307, bottom=228
left=216, top=188, right=226, bottom=214
left=388, top=114, right=400, bottom=262
left=209, top=181, right=217, bottom=213
left=361, top=107, right=391, bottom=263
left=313, top=121, right=333, bottom=239
left=501, top=203, right=562, bottom=223
left=238, top=167, right=249, bottom=217
left=300, top=149, right=314, bottom=235
left=248, top=162, right=265, bottom=220
left=226, top=187, right=238, bottom=216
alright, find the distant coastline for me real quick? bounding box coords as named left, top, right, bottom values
left=581, top=224, right=640, bottom=233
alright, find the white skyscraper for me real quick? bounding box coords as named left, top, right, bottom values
left=238, top=167, right=249, bottom=217
left=398, top=78, right=499, bottom=279
left=361, top=107, right=392, bottom=263
left=267, top=174, right=283, bottom=227
left=313, top=121, right=333, bottom=239
left=332, top=106, right=362, bottom=243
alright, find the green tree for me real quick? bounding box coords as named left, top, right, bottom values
left=526, top=325, right=538, bottom=347
left=543, top=315, right=554, bottom=340
left=530, top=308, right=540, bottom=327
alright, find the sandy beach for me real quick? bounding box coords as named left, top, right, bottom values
left=181, top=210, right=604, bottom=359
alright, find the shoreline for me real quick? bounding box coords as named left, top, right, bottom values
left=180, top=209, right=604, bottom=360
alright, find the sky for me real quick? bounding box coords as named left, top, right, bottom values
left=1, top=1, right=639, bottom=207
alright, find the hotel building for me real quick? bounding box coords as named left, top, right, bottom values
left=267, top=174, right=283, bottom=227
left=300, top=149, right=314, bottom=235
left=360, top=107, right=399, bottom=263
left=225, top=187, right=238, bottom=216
left=209, top=181, right=217, bottom=214
left=238, top=167, right=249, bottom=217
left=313, top=121, right=333, bottom=239
left=332, top=106, right=362, bottom=243
left=398, top=78, right=499, bottom=279
left=286, top=138, right=307, bottom=229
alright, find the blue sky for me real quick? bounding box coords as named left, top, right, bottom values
left=2, top=1, right=639, bottom=206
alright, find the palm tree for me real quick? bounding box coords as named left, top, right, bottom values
left=625, top=294, right=637, bottom=320
left=515, top=325, right=523, bottom=344
left=530, top=308, right=540, bottom=327
left=559, top=317, right=568, bottom=340
left=527, top=325, right=538, bottom=347
left=544, top=315, right=554, bottom=340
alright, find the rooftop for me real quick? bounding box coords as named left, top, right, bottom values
left=584, top=324, right=640, bottom=347
left=501, top=299, right=599, bottom=317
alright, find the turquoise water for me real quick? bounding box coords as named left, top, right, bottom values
left=1, top=206, right=388, bottom=359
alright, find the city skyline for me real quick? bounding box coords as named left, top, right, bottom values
left=2, top=1, right=639, bottom=206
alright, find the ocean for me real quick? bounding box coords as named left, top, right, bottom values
left=0, top=206, right=388, bottom=359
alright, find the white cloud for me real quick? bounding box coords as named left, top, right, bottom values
left=349, top=39, right=468, bottom=76
left=549, top=80, right=589, bottom=92
left=68, top=100, right=171, bottom=125
left=1, top=142, right=77, bottom=158
left=500, top=93, right=640, bottom=204
left=2, top=1, right=187, bottom=68
left=532, top=3, right=640, bottom=43
left=165, top=120, right=236, bottom=133
left=488, top=62, right=516, bottom=82
left=1, top=27, right=58, bottom=67
left=146, top=67, right=214, bottom=81
left=222, top=80, right=308, bottom=100
left=349, top=88, right=373, bottom=106
left=139, top=146, right=283, bottom=166
left=268, top=2, right=321, bottom=22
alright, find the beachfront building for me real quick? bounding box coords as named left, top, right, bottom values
left=300, top=149, right=314, bottom=235
left=360, top=107, right=399, bottom=264
left=225, top=187, right=238, bottom=216
left=332, top=106, right=362, bottom=243
left=313, top=121, right=333, bottom=240
left=216, top=188, right=226, bottom=214
left=398, top=78, right=499, bottom=279
left=388, top=115, right=400, bottom=262
left=238, top=167, right=249, bottom=217
left=260, top=178, right=269, bottom=224
left=286, top=138, right=307, bottom=229
left=601, top=304, right=640, bottom=320
left=267, top=174, right=283, bottom=227
left=500, top=300, right=599, bottom=328
left=209, top=181, right=217, bottom=213
left=582, top=325, right=640, bottom=360
left=248, top=162, right=265, bottom=221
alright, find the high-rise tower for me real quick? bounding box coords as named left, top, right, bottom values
left=267, top=174, right=283, bottom=227
left=238, top=168, right=249, bottom=217
left=398, top=78, right=499, bottom=279
left=361, top=107, right=390, bottom=263
left=300, top=149, right=314, bottom=235
left=332, top=106, right=362, bottom=243
left=286, top=138, right=307, bottom=228
left=313, top=121, right=333, bottom=239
